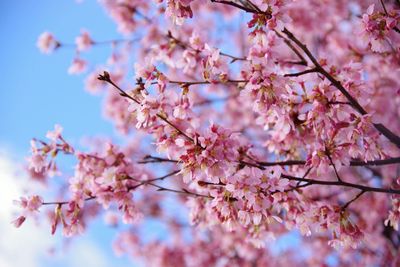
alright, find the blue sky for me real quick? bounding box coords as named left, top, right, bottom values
left=0, top=1, right=137, bottom=266
left=0, top=0, right=117, bottom=156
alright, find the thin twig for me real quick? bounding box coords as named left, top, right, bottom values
left=274, top=30, right=308, bottom=66
left=283, top=67, right=319, bottom=77
left=138, top=155, right=179, bottom=164
left=210, top=0, right=257, bottom=13
left=168, top=31, right=247, bottom=62
left=98, top=71, right=198, bottom=144
left=341, top=190, right=365, bottom=211
left=327, top=153, right=343, bottom=182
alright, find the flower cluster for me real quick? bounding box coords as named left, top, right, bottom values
left=36, top=32, right=60, bottom=54
left=27, top=124, right=73, bottom=179
left=360, top=4, right=400, bottom=52
left=165, top=0, right=194, bottom=25
left=12, top=195, right=43, bottom=228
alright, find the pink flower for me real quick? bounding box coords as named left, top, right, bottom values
left=104, top=211, right=119, bottom=227
left=63, top=221, right=84, bottom=237
left=101, top=2, right=138, bottom=34
left=385, top=198, right=400, bottom=231
left=46, top=124, right=63, bottom=141
left=358, top=4, right=399, bottom=53
left=189, top=32, right=204, bottom=50
left=28, top=154, right=47, bottom=173
left=75, top=30, right=93, bottom=51
left=13, top=195, right=43, bottom=227
left=96, top=166, right=118, bottom=186
left=85, top=70, right=106, bottom=94
left=165, top=0, right=193, bottom=25
left=68, top=58, right=87, bottom=74
left=11, top=216, right=26, bottom=228
left=134, top=63, right=158, bottom=84
left=329, top=214, right=364, bottom=249
left=37, top=32, right=59, bottom=54
left=25, top=195, right=44, bottom=211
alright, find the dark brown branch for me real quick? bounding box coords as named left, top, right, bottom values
left=244, top=0, right=262, bottom=13
left=284, top=67, right=319, bottom=77
left=327, top=153, right=343, bottom=182
left=146, top=170, right=181, bottom=182
left=195, top=169, right=400, bottom=196
left=144, top=182, right=211, bottom=199
left=210, top=0, right=257, bottom=13
left=281, top=174, right=400, bottom=195
left=328, top=101, right=352, bottom=106
left=220, top=52, right=247, bottom=63
left=295, top=167, right=312, bottom=187
left=139, top=153, right=400, bottom=171
left=349, top=157, right=400, bottom=166
left=257, top=159, right=306, bottom=167
left=341, top=190, right=365, bottom=211
left=98, top=72, right=140, bottom=104
left=197, top=180, right=226, bottom=187
left=284, top=181, right=312, bottom=193
left=138, top=155, right=179, bottom=164
left=42, top=196, right=95, bottom=206
left=141, top=154, right=400, bottom=167
left=257, top=156, right=400, bottom=167
left=167, top=79, right=247, bottom=86
left=156, top=113, right=196, bottom=144
left=281, top=28, right=400, bottom=148
left=274, top=30, right=308, bottom=66
left=126, top=172, right=211, bottom=199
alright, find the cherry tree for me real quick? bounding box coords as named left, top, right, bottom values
left=14, top=0, right=400, bottom=265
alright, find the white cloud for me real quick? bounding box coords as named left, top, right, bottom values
left=0, top=150, right=53, bottom=267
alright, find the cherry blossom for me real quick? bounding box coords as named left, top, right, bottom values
left=15, top=0, right=400, bottom=265
left=12, top=195, right=43, bottom=228
left=75, top=30, right=93, bottom=51
left=68, top=57, right=87, bottom=75
left=36, top=31, right=59, bottom=54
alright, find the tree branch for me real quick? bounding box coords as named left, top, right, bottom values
left=257, top=156, right=400, bottom=167
left=281, top=174, right=400, bottom=195
left=210, top=0, right=258, bottom=13
left=284, top=67, right=319, bottom=77
left=327, top=153, right=343, bottom=182
left=341, top=190, right=365, bottom=211
left=274, top=30, right=308, bottom=66
left=98, top=71, right=199, bottom=145
left=281, top=28, right=400, bottom=148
